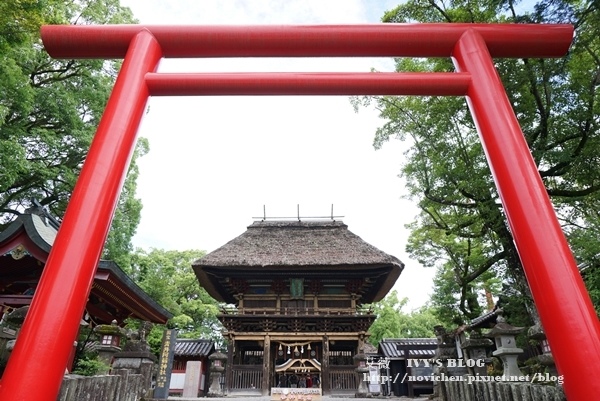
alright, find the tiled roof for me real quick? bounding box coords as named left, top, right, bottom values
left=378, top=338, right=437, bottom=359
left=174, top=339, right=215, bottom=357
left=468, top=308, right=500, bottom=329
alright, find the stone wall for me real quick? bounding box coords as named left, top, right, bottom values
left=57, top=369, right=147, bottom=401
left=441, top=379, right=566, bottom=401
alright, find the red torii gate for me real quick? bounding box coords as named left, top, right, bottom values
left=1, top=24, right=597, bottom=401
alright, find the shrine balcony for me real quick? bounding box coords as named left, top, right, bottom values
left=219, top=307, right=373, bottom=316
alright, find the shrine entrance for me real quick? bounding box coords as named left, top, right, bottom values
left=231, top=336, right=360, bottom=396
left=274, top=340, right=322, bottom=383
left=199, top=220, right=402, bottom=395
left=2, top=23, right=598, bottom=401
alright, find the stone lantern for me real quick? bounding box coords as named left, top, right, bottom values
left=93, top=320, right=127, bottom=372
left=208, top=348, right=228, bottom=397
left=528, top=323, right=558, bottom=376
left=486, top=315, right=525, bottom=380
left=353, top=347, right=370, bottom=398
left=461, top=330, right=493, bottom=376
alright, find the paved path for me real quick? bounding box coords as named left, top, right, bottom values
left=167, top=396, right=434, bottom=401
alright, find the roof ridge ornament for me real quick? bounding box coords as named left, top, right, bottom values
left=253, top=204, right=344, bottom=222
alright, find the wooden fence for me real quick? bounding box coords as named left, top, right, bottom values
left=57, top=370, right=147, bottom=401
left=441, top=379, right=566, bottom=401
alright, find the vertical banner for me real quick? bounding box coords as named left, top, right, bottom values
left=154, top=329, right=178, bottom=399
left=290, top=278, right=304, bottom=299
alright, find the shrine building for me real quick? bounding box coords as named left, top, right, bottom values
left=0, top=209, right=171, bottom=325
left=0, top=207, right=172, bottom=375
left=192, top=220, right=403, bottom=396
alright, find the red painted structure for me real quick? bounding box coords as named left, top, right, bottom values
left=0, top=24, right=596, bottom=401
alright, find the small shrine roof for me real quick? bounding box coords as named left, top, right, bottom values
left=0, top=211, right=172, bottom=324
left=378, top=338, right=437, bottom=360
left=174, top=339, right=215, bottom=358
left=468, top=308, right=501, bottom=330
left=0, top=213, right=57, bottom=254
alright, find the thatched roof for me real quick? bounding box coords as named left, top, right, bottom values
left=193, top=220, right=403, bottom=303
left=194, top=220, right=403, bottom=267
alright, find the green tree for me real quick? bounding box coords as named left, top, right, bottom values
left=367, top=290, right=439, bottom=347
left=128, top=248, right=223, bottom=343
left=102, top=138, right=149, bottom=270
left=353, top=0, right=600, bottom=324
left=0, top=0, right=142, bottom=259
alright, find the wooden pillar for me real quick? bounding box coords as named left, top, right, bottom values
left=262, top=335, right=271, bottom=395
left=322, top=335, right=330, bottom=395
left=226, top=337, right=234, bottom=393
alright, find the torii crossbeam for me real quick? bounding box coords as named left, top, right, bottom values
left=1, top=24, right=597, bottom=401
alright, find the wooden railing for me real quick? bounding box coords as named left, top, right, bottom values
left=230, top=365, right=262, bottom=390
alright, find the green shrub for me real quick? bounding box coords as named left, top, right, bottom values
left=71, top=354, right=110, bottom=376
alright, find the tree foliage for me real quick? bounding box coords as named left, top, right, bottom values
left=367, top=290, right=439, bottom=347
left=0, top=0, right=143, bottom=260
left=0, top=1, right=224, bottom=351
left=354, top=0, right=600, bottom=324
left=127, top=248, right=223, bottom=343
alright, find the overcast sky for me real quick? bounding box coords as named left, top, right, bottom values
left=119, top=0, right=436, bottom=309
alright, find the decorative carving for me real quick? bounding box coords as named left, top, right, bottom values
left=6, top=244, right=28, bottom=260
left=260, top=319, right=277, bottom=332
left=221, top=315, right=374, bottom=333
left=316, top=319, right=332, bottom=332
left=352, top=318, right=373, bottom=332
left=222, top=318, right=242, bottom=332
left=288, top=319, right=305, bottom=332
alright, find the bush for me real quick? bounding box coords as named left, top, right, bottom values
left=71, top=353, right=110, bottom=376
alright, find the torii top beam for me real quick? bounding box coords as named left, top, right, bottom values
left=41, top=24, right=573, bottom=59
